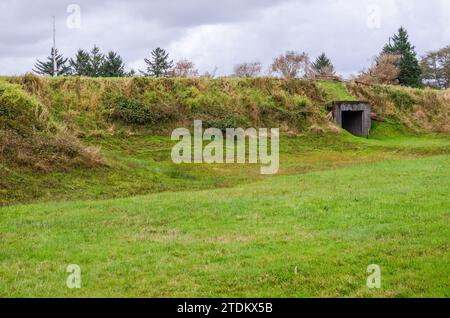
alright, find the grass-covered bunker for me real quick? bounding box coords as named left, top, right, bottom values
left=331, top=101, right=372, bottom=137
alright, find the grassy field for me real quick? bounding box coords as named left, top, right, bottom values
left=1, top=130, right=449, bottom=297
left=1, top=76, right=449, bottom=297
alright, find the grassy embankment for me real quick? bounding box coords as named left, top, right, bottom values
left=1, top=76, right=449, bottom=205
left=0, top=76, right=449, bottom=297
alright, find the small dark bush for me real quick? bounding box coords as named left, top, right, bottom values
left=110, top=96, right=152, bottom=124
left=388, top=89, right=415, bottom=109
left=205, top=116, right=248, bottom=132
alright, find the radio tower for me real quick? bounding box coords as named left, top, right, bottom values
left=52, top=16, right=57, bottom=77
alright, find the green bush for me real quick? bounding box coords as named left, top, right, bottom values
left=0, top=80, right=104, bottom=171
left=388, top=89, right=415, bottom=109
left=143, top=91, right=159, bottom=105
left=205, top=116, right=248, bottom=132
left=269, top=90, right=288, bottom=107
left=110, top=96, right=152, bottom=124
left=293, top=95, right=312, bottom=108
left=0, top=81, right=47, bottom=136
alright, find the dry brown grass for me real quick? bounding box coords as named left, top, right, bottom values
left=347, top=82, right=450, bottom=132
left=0, top=130, right=105, bottom=172
left=7, top=76, right=448, bottom=138
left=0, top=78, right=106, bottom=172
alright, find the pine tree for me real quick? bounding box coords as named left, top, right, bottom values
left=34, top=48, right=71, bottom=76
left=312, top=53, right=335, bottom=77
left=69, top=49, right=92, bottom=76
left=140, top=47, right=173, bottom=77
left=101, top=51, right=126, bottom=77
left=89, top=46, right=105, bottom=77
left=383, top=27, right=422, bottom=87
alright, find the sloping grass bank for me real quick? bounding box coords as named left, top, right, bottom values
left=6, top=75, right=449, bottom=136
left=1, top=76, right=449, bottom=205
left=1, top=126, right=449, bottom=206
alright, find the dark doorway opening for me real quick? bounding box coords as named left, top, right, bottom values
left=342, top=111, right=364, bottom=136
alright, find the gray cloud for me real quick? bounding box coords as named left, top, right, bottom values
left=0, top=0, right=449, bottom=77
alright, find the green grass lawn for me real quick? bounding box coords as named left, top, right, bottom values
left=1, top=153, right=449, bottom=297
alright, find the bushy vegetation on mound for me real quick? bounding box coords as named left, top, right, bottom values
left=0, top=79, right=48, bottom=136
left=6, top=74, right=449, bottom=137
left=7, top=75, right=339, bottom=135
left=347, top=82, right=450, bottom=132
left=0, top=79, right=104, bottom=173
left=1, top=75, right=449, bottom=205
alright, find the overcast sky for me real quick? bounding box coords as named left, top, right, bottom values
left=1, top=0, right=449, bottom=77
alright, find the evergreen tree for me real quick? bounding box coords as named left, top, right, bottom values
left=69, top=49, right=92, bottom=76
left=89, top=46, right=105, bottom=77
left=312, top=53, right=335, bottom=76
left=383, top=27, right=422, bottom=87
left=101, top=51, right=126, bottom=77
left=140, top=47, right=173, bottom=77
left=34, top=48, right=71, bottom=76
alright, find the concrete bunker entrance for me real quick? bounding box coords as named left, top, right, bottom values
left=330, top=101, right=371, bottom=137
left=342, top=110, right=364, bottom=136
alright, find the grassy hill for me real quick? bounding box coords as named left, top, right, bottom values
left=1, top=75, right=449, bottom=205
left=0, top=76, right=449, bottom=297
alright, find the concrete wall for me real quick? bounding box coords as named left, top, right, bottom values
left=332, top=102, right=371, bottom=137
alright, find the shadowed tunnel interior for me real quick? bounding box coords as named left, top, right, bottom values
left=342, top=111, right=363, bottom=136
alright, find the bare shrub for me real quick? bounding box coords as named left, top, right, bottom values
left=421, top=45, right=450, bottom=89
left=270, top=51, right=311, bottom=79
left=233, top=62, right=262, bottom=77
left=169, top=59, right=199, bottom=77
left=357, top=53, right=401, bottom=85
left=201, top=66, right=218, bottom=78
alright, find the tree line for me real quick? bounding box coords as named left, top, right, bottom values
left=34, top=27, right=450, bottom=89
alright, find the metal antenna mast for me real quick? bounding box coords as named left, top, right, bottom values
left=52, top=16, right=57, bottom=77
